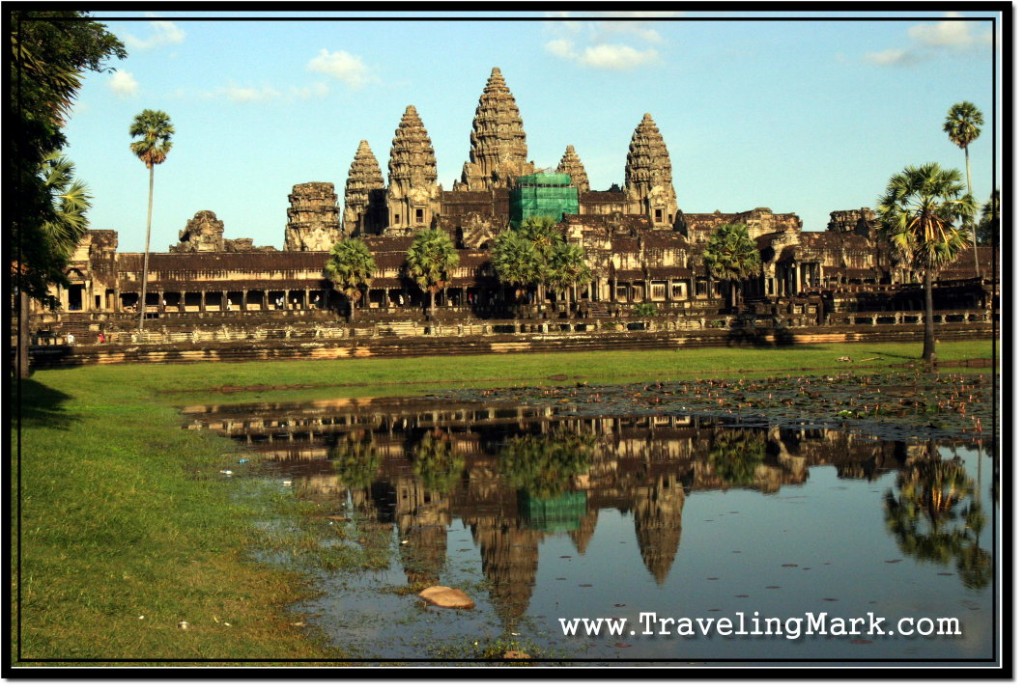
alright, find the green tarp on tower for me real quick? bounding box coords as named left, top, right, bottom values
left=509, top=172, right=579, bottom=227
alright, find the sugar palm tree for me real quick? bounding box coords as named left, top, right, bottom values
left=878, top=163, right=973, bottom=362
left=18, top=153, right=91, bottom=378
left=549, top=240, right=591, bottom=316
left=491, top=229, right=536, bottom=316
left=943, top=101, right=984, bottom=276
left=519, top=217, right=560, bottom=314
left=129, top=109, right=174, bottom=330
left=405, top=227, right=459, bottom=319
left=40, top=152, right=91, bottom=270
left=324, top=237, right=377, bottom=320
left=492, top=217, right=560, bottom=316
left=703, top=223, right=760, bottom=312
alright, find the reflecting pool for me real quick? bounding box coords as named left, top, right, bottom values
left=183, top=395, right=996, bottom=664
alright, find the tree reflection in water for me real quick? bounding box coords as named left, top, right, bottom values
left=330, top=431, right=392, bottom=570
left=330, top=430, right=380, bottom=489
left=410, top=429, right=466, bottom=493
left=883, top=444, right=993, bottom=590
left=709, top=428, right=767, bottom=487
left=498, top=429, right=595, bottom=500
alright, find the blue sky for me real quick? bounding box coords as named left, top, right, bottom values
left=61, top=9, right=1002, bottom=253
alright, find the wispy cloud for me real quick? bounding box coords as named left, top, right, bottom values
left=108, top=70, right=139, bottom=97
left=221, top=84, right=281, bottom=103
left=203, top=81, right=330, bottom=104
left=307, top=49, right=373, bottom=88
left=122, top=20, right=185, bottom=50
left=549, top=42, right=659, bottom=70
left=544, top=17, right=665, bottom=70
left=865, top=13, right=992, bottom=67
left=290, top=82, right=330, bottom=100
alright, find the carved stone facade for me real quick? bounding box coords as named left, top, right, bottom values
left=285, top=182, right=341, bottom=252
left=828, top=207, right=877, bottom=238
left=624, top=113, right=678, bottom=230
left=557, top=145, right=590, bottom=193
left=173, top=210, right=225, bottom=252
left=682, top=208, right=803, bottom=244
left=343, top=140, right=387, bottom=237
left=34, top=66, right=996, bottom=334
left=457, top=67, right=535, bottom=192
left=170, top=210, right=269, bottom=253
left=386, top=106, right=441, bottom=233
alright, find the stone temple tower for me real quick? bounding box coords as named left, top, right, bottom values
left=557, top=145, right=590, bottom=193
left=343, top=140, right=386, bottom=237
left=458, top=67, right=535, bottom=191
left=624, top=113, right=677, bottom=230
left=284, top=182, right=341, bottom=251
left=386, top=105, right=441, bottom=232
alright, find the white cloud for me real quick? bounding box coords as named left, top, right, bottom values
left=865, top=15, right=992, bottom=67
left=123, top=20, right=185, bottom=50
left=581, top=44, right=659, bottom=70
left=307, top=49, right=372, bottom=88
left=545, top=38, right=576, bottom=59
left=108, top=70, right=139, bottom=96
left=908, top=18, right=988, bottom=50
left=544, top=17, right=663, bottom=70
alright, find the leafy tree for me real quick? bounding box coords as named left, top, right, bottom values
left=943, top=101, right=984, bottom=275
left=703, top=223, right=760, bottom=312
left=129, top=109, right=174, bottom=330
left=10, top=10, right=125, bottom=305
left=405, top=227, right=459, bottom=319
left=491, top=216, right=561, bottom=316
left=38, top=152, right=91, bottom=274
left=548, top=240, right=592, bottom=315
left=324, top=237, right=377, bottom=319
left=976, top=190, right=999, bottom=247
left=878, top=163, right=972, bottom=362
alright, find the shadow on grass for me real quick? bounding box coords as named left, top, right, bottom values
left=868, top=350, right=920, bottom=361
left=12, top=377, right=79, bottom=429
left=726, top=318, right=796, bottom=347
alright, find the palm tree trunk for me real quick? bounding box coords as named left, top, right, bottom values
left=923, top=261, right=936, bottom=362
left=18, top=288, right=30, bottom=379
left=139, top=164, right=154, bottom=331
left=965, top=146, right=980, bottom=277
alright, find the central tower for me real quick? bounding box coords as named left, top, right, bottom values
left=458, top=67, right=535, bottom=191
left=387, top=105, right=440, bottom=232
left=624, top=113, right=678, bottom=230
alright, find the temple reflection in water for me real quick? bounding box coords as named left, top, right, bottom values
left=183, top=398, right=926, bottom=629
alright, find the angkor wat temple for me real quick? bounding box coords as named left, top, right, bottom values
left=30, top=67, right=997, bottom=353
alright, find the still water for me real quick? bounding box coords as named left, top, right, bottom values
left=183, top=396, right=996, bottom=664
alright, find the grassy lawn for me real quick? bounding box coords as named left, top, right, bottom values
left=10, top=340, right=997, bottom=665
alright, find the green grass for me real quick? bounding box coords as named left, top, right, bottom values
left=10, top=340, right=997, bottom=665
